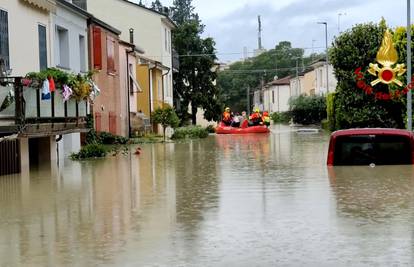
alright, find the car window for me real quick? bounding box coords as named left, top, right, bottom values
left=334, top=135, right=412, bottom=166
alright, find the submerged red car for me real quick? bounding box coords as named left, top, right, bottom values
left=327, top=128, right=414, bottom=166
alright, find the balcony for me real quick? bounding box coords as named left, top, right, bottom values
left=0, top=77, right=90, bottom=137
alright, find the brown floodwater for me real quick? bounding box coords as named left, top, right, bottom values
left=1, top=125, right=414, bottom=266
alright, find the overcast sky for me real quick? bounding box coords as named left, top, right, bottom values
left=138, top=0, right=409, bottom=63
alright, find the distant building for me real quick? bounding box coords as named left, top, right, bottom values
left=289, top=74, right=305, bottom=97
left=312, top=59, right=337, bottom=95
left=303, top=67, right=316, bottom=95
left=303, top=59, right=337, bottom=95
left=262, top=76, right=291, bottom=113
left=253, top=88, right=263, bottom=111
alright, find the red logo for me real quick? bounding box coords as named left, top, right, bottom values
left=354, top=67, right=414, bottom=100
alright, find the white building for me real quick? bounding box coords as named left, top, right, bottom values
left=262, top=76, right=292, bottom=113
left=53, top=0, right=90, bottom=158
left=253, top=88, right=263, bottom=111
left=53, top=0, right=89, bottom=74
left=86, top=0, right=175, bottom=106
left=310, top=59, right=337, bottom=95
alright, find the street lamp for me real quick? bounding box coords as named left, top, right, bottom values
left=407, top=0, right=412, bottom=131
left=338, top=12, right=346, bottom=33
left=318, top=21, right=329, bottom=93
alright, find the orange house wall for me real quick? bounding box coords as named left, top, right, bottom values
left=88, top=24, right=124, bottom=136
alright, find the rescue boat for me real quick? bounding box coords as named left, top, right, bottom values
left=215, top=122, right=270, bottom=134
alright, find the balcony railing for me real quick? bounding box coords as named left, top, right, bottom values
left=0, top=77, right=90, bottom=137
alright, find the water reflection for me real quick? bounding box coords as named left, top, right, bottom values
left=329, top=166, right=414, bottom=220
left=2, top=126, right=414, bottom=265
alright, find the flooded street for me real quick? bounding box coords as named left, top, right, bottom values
left=2, top=125, right=414, bottom=266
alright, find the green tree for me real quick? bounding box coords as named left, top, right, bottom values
left=171, top=0, right=222, bottom=124
left=217, top=41, right=323, bottom=112
left=150, top=0, right=163, bottom=12
left=152, top=106, right=180, bottom=141
left=330, top=20, right=410, bottom=130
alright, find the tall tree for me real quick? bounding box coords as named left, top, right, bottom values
left=217, top=41, right=323, bottom=112
left=171, top=0, right=222, bottom=124
left=150, top=0, right=163, bottom=12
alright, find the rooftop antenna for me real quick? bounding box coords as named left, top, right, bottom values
left=258, top=15, right=263, bottom=50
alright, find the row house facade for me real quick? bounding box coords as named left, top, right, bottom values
left=0, top=0, right=85, bottom=174
left=86, top=0, right=176, bottom=134
left=262, top=76, right=292, bottom=113
left=0, top=0, right=141, bottom=175
left=258, top=59, right=338, bottom=114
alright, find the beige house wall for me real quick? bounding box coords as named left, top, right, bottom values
left=303, top=71, right=316, bottom=96
left=0, top=0, right=52, bottom=76
left=87, top=0, right=174, bottom=106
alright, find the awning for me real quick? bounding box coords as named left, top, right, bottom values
left=129, top=68, right=142, bottom=93
left=21, top=0, right=56, bottom=12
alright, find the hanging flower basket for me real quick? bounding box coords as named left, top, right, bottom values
left=25, top=68, right=97, bottom=102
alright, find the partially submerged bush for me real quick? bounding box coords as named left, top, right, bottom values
left=205, top=125, right=216, bottom=133
left=289, top=95, right=327, bottom=125
left=71, top=144, right=107, bottom=160
left=99, top=132, right=129, bottom=145
left=271, top=112, right=291, bottom=124
left=86, top=130, right=129, bottom=145
left=171, top=126, right=209, bottom=139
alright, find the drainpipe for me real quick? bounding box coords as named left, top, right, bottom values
left=125, top=29, right=136, bottom=138
left=126, top=49, right=135, bottom=138
left=162, top=68, right=170, bottom=107
left=56, top=135, right=62, bottom=167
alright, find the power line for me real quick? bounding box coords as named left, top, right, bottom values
left=143, top=46, right=326, bottom=58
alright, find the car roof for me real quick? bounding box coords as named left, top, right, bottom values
left=331, top=128, right=414, bottom=138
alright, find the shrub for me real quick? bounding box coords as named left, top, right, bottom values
left=86, top=129, right=100, bottom=144
left=326, top=93, right=336, bottom=131
left=271, top=111, right=291, bottom=124
left=99, top=132, right=129, bottom=145
left=171, top=126, right=209, bottom=140
left=152, top=106, right=180, bottom=140
left=86, top=131, right=129, bottom=145
left=205, top=125, right=216, bottom=133
left=289, top=95, right=327, bottom=125
left=71, top=144, right=107, bottom=160
left=329, top=19, right=407, bottom=130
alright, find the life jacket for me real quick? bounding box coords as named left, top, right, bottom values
left=222, top=112, right=231, bottom=122
left=250, top=112, right=262, bottom=121
left=262, top=112, right=270, bottom=123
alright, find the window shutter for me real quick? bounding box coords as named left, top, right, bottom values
left=106, top=36, right=115, bottom=73
left=93, top=26, right=102, bottom=70
left=0, top=10, right=9, bottom=70
left=38, top=25, right=47, bottom=71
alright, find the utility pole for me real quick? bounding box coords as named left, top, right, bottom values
left=247, top=86, right=250, bottom=115
left=318, top=22, right=329, bottom=93
left=296, top=58, right=299, bottom=78
left=338, top=13, right=346, bottom=34
left=258, top=15, right=263, bottom=50
left=407, top=0, right=412, bottom=131
left=311, top=39, right=316, bottom=61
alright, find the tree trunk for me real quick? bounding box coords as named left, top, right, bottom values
left=163, top=126, right=166, bottom=142
left=191, top=105, right=197, bottom=125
